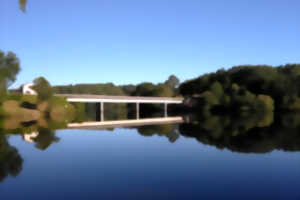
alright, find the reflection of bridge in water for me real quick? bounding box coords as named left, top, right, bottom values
left=56, top=94, right=183, bottom=121
left=67, top=117, right=184, bottom=130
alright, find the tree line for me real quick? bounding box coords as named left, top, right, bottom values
left=2, top=48, right=300, bottom=116
left=179, top=64, right=300, bottom=113
left=53, top=75, right=180, bottom=97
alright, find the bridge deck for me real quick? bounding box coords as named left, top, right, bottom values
left=56, top=94, right=183, bottom=104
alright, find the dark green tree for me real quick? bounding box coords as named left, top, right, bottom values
left=33, top=128, right=60, bottom=150
left=33, top=77, right=54, bottom=101
left=0, top=135, right=23, bottom=182
left=133, top=82, right=156, bottom=96
left=165, top=75, right=180, bottom=89
left=153, top=84, right=174, bottom=97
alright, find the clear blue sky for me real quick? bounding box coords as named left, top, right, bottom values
left=1, top=0, right=299, bottom=88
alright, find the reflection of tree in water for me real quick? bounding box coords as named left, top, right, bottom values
left=0, top=117, right=61, bottom=151
left=179, top=112, right=300, bottom=153
left=0, top=125, right=59, bottom=182
left=0, top=134, right=23, bottom=182
left=138, top=124, right=180, bottom=143
left=33, top=128, right=60, bottom=150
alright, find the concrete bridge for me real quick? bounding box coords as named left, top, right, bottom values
left=56, top=94, right=183, bottom=121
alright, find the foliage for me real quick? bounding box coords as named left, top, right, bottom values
left=47, top=96, right=75, bottom=123
left=134, top=82, right=174, bottom=97
left=201, top=91, right=220, bottom=109
left=72, top=103, right=86, bottom=122
left=0, top=135, right=23, bottom=182
left=209, top=81, right=223, bottom=99
left=120, top=84, right=137, bottom=96
left=179, top=64, right=300, bottom=112
left=33, top=77, right=54, bottom=101
left=283, top=96, right=300, bottom=110
left=33, top=128, right=59, bottom=151
left=179, top=112, right=300, bottom=153
left=138, top=124, right=180, bottom=143
left=54, top=83, right=125, bottom=96
left=255, top=95, right=274, bottom=112
left=133, top=82, right=156, bottom=96
left=153, top=84, right=174, bottom=97
left=0, top=51, right=21, bottom=94
left=165, top=75, right=180, bottom=89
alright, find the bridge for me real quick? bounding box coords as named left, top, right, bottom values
left=56, top=94, right=183, bottom=121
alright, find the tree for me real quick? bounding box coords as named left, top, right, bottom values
left=153, top=84, right=174, bottom=97
left=165, top=75, right=180, bottom=89
left=33, top=77, right=54, bottom=101
left=179, top=64, right=300, bottom=112
left=134, top=82, right=156, bottom=96
left=0, top=51, right=21, bottom=94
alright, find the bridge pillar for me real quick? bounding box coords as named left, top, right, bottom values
left=100, top=102, right=104, bottom=122
left=136, top=103, right=140, bottom=119
left=164, top=103, right=168, bottom=118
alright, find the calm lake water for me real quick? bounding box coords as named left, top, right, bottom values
left=1, top=120, right=300, bottom=200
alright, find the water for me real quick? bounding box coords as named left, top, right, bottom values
left=1, top=121, right=300, bottom=200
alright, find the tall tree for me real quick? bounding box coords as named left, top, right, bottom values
left=0, top=51, right=21, bottom=94
left=165, top=75, right=180, bottom=89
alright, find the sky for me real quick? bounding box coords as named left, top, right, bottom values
left=1, top=0, right=300, bottom=88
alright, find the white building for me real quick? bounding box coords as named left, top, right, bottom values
left=21, top=83, right=37, bottom=95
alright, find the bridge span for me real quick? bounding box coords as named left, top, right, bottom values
left=56, top=94, right=184, bottom=121
left=56, top=94, right=183, bottom=104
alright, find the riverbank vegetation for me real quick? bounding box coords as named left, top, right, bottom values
left=0, top=94, right=76, bottom=130
left=53, top=74, right=180, bottom=97
left=179, top=64, right=300, bottom=113
left=0, top=50, right=76, bottom=129
left=2, top=49, right=300, bottom=133
left=180, top=112, right=300, bottom=153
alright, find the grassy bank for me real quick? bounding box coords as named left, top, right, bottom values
left=0, top=94, right=76, bottom=130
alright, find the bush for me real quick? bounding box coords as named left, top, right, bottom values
left=72, top=102, right=86, bottom=122
left=48, top=97, right=75, bottom=122
left=33, top=77, right=54, bottom=101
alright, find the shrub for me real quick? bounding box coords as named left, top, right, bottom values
left=33, top=77, right=54, bottom=101
left=48, top=97, right=75, bottom=122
